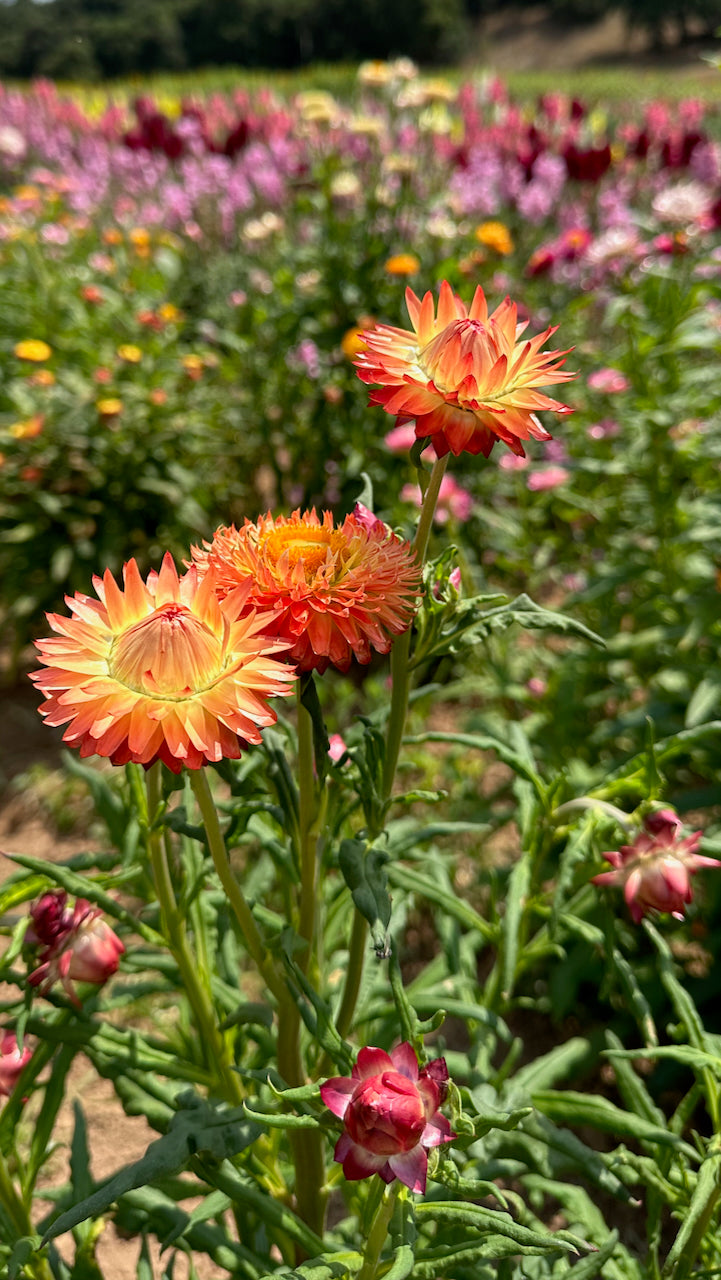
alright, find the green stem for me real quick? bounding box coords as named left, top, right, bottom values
left=0, top=1150, right=53, bottom=1280
left=297, top=692, right=317, bottom=970
left=358, top=1182, right=398, bottom=1280
left=146, top=765, right=243, bottom=1105
left=552, top=797, right=634, bottom=832
left=335, top=907, right=368, bottom=1040
left=381, top=454, right=449, bottom=801
left=189, top=768, right=285, bottom=1003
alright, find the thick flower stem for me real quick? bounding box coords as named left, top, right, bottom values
left=189, top=768, right=286, bottom=1004
left=381, top=453, right=448, bottom=802
left=297, top=692, right=318, bottom=969
left=146, top=765, right=243, bottom=1105
left=358, top=1182, right=398, bottom=1280
left=335, top=906, right=369, bottom=1041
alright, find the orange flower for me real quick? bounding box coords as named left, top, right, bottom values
left=384, top=253, right=420, bottom=277
left=341, top=327, right=368, bottom=359
left=355, top=281, right=575, bottom=458
left=14, top=339, right=52, bottom=362
left=192, top=508, right=421, bottom=675
left=11, top=414, right=44, bottom=439
left=474, top=221, right=514, bottom=255
left=32, top=555, right=295, bottom=773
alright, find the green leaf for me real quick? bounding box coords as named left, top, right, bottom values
left=660, top=1150, right=721, bottom=1279
left=414, top=1201, right=579, bottom=1253
left=404, top=730, right=545, bottom=797
left=501, top=847, right=532, bottom=1001
left=300, top=672, right=330, bottom=779
left=8, top=1237, right=44, bottom=1280
left=42, top=1095, right=261, bottom=1245
left=338, top=838, right=391, bottom=956
left=387, top=863, right=495, bottom=942
left=531, top=1091, right=700, bottom=1159
left=686, top=680, right=721, bottom=732
left=25, top=1044, right=76, bottom=1193
left=242, top=1104, right=322, bottom=1130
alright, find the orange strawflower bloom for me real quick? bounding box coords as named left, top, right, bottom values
left=32, top=555, right=295, bottom=773
left=384, top=254, right=420, bottom=277
left=192, top=508, right=421, bottom=675
left=355, top=280, right=575, bottom=459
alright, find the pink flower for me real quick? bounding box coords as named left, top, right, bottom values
left=587, top=418, right=620, bottom=440
left=499, top=452, right=529, bottom=471
left=592, top=810, right=720, bottom=923
left=587, top=368, right=630, bottom=394
left=27, top=890, right=124, bottom=1005
left=384, top=423, right=436, bottom=457
left=0, top=1032, right=32, bottom=1098
left=320, top=1043, right=454, bottom=1192
left=401, top=475, right=473, bottom=524
left=527, top=677, right=547, bottom=697
left=328, top=733, right=347, bottom=763
left=352, top=502, right=386, bottom=534
left=527, top=466, right=570, bottom=491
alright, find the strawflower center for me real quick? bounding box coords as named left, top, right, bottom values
left=109, top=603, right=223, bottom=697
left=419, top=317, right=501, bottom=395
left=262, top=526, right=347, bottom=580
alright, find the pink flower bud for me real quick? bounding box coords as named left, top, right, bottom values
left=592, top=811, right=720, bottom=923
left=0, top=1032, right=32, bottom=1098
left=321, top=1042, right=454, bottom=1192
left=27, top=890, right=124, bottom=1005
left=587, top=367, right=630, bottom=394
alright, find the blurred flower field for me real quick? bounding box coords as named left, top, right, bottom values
left=1, top=61, right=721, bottom=1280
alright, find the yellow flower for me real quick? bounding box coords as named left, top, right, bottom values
left=181, top=354, right=204, bottom=380
left=474, top=222, right=514, bottom=255
left=341, top=327, right=368, bottom=359
left=11, top=414, right=44, bottom=439
left=117, top=344, right=142, bottom=364
left=14, top=340, right=52, bottom=362
left=158, top=303, right=183, bottom=323
left=129, top=227, right=150, bottom=248
left=296, top=91, right=340, bottom=125
left=96, top=398, right=123, bottom=417
left=384, top=254, right=420, bottom=277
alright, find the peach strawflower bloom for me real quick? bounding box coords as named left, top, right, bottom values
left=192, top=507, right=421, bottom=674
left=32, top=554, right=295, bottom=773
left=355, top=280, right=575, bottom=459
left=14, top=339, right=52, bottom=362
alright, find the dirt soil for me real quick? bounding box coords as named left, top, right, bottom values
left=1, top=8, right=718, bottom=1274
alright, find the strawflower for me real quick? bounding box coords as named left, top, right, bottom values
left=355, top=281, right=575, bottom=458
left=32, top=553, right=296, bottom=772
left=0, top=1032, right=32, bottom=1098
left=321, top=1043, right=454, bottom=1192
left=474, top=221, right=514, bottom=254
left=384, top=253, right=421, bottom=276
left=14, top=339, right=52, bottom=362
left=592, top=809, right=720, bottom=923
left=192, top=507, right=421, bottom=675
left=27, top=889, right=124, bottom=1005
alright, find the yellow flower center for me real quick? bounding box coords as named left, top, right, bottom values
left=109, top=604, right=222, bottom=697
left=262, top=526, right=347, bottom=580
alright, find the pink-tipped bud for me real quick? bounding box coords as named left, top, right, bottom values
left=27, top=891, right=124, bottom=1005
left=592, top=811, right=719, bottom=923
left=0, top=1032, right=32, bottom=1098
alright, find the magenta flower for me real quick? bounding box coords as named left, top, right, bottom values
left=592, top=810, right=720, bottom=923
left=0, top=1032, right=32, bottom=1098
left=27, top=889, right=124, bottom=1005
left=320, top=1043, right=454, bottom=1192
